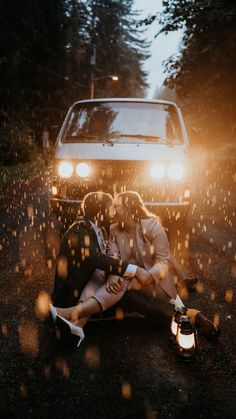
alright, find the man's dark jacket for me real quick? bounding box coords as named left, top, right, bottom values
left=52, top=218, right=129, bottom=307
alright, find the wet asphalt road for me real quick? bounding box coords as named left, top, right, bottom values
left=0, top=154, right=236, bottom=419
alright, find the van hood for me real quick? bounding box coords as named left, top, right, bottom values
left=55, top=143, right=187, bottom=161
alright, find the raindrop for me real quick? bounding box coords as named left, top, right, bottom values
left=213, top=314, right=220, bottom=327
left=210, top=291, right=215, bottom=301
left=116, top=308, right=125, bottom=320
left=122, top=382, right=132, bottom=399
left=35, top=291, right=50, bottom=319
left=225, top=289, right=233, bottom=303
left=55, top=358, right=70, bottom=378
left=84, top=346, right=100, bottom=368
left=57, top=256, right=68, bottom=279
left=1, top=323, right=8, bottom=336
left=18, top=321, right=39, bottom=356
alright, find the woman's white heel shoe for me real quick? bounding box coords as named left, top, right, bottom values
left=49, top=304, right=57, bottom=322
left=56, top=315, right=85, bottom=347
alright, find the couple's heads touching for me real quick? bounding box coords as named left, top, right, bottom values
left=82, top=190, right=159, bottom=231
left=51, top=190, right=220, bottom=346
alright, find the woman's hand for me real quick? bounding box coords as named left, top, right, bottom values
left=127, top=278, right=143, bottom=291
left=134, top=267, right=153, bottom=287
left=106, top=275, right=124, bottom=294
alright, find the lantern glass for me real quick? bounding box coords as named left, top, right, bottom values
left=177, top=330, right=195, bottom=350
left=171, top=317, right=178, bottom=336
left=170, top=307, right=187, bottom=337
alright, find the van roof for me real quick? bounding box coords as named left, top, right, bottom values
left=72, top=98, right=179, bottom=108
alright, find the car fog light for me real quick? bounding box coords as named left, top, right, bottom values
left=167, top=163, right=184, bottom=180
left=150, top=163, right=165, bottom=180
left=76, top=163, right=91, bottom=178
left=58, top=162, right=73, bottom=178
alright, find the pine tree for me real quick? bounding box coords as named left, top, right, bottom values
left=85, top=0, right=149, bottom=98
left=158, top=0, right=236, bottom=147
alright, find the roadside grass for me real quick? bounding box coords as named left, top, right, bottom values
left=0, top=158, right=47, bottom=188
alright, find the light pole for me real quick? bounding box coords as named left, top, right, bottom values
left=90, top=74, right=119, bottom=99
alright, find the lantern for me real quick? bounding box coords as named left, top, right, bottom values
left=176, top=315, right=197, bottom=360
left=170, top=307, right=187, bottom=338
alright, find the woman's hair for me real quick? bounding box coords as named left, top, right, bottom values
left=114, top=191, right=160, bottom=222
left=82, top=191, right=113, bottom=220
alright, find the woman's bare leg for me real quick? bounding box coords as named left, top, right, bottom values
left=55, top=269, right=106, bottom=322
left=55, top=276, right=129, bottom=322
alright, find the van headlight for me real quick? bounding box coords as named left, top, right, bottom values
left=76, top=162, right=91, bottom=178
left=167, top=163, right=185, bottom=180
left=58, top=162, right=73, bottom=178
left=150, top=163, right=165, bottom=179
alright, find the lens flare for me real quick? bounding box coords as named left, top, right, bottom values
left=167, top=163, right=184, bottom=180
left=76, top=163, right=91, bottom=178
left=150, top=163, right=165, bottom=179
left=58, top=162, right=73, bottom=178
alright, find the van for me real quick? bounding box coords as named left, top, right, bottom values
left=50, top=98, right=190, bottom=225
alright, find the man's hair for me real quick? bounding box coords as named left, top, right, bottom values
left=82, top=191, right=113, bottom=220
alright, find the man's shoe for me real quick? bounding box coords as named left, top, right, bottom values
left=195, top=313, right=220, bottom=341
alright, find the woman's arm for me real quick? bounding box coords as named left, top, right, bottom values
left=146, top=219, right=171, bottom=284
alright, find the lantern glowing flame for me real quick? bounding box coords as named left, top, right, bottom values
left=177, top=330, right=196, bottom=350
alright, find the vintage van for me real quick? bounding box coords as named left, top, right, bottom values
left=50, top=98, right=190, bottom=225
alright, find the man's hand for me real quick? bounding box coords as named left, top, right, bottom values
left=127, top=277, right=143, bottom=291
left=133, top=267, right=153, bottom=287
left=106, top=275, right=124, bottom=294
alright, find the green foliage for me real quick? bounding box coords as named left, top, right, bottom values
left=0, top=0, right=149, bottom=163
left=159, top=0, right=236, bottom=147
left=85, top=0, right=149, bottom=98
left=0, top=112, right=38, bottom=165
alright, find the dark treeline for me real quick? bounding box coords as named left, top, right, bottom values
left=157, top=0, right=236, bottom=149
left=0, top=0, right=148, bottom=164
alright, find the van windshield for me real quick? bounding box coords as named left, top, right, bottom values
left=62, top=102, right=184, bottom=144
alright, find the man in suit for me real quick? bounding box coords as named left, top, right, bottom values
left=52, top=191, right=219, bottom=343
left=51, top=191, right=151, bottom=309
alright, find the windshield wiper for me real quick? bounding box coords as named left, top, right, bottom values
left=115, top=134, right=171, bottom=144
left=62, top=133, right=114, bottom=146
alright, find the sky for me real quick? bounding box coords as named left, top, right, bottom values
left=133, top=0, right=183, bottom=98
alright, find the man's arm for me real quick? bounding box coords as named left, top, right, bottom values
left=107, top=224, right=153, bottom=288
left=68, top=223, right=130, bottom=276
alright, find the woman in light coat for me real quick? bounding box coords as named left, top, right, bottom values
left=54, top=191, right=190, bottom=323
left=53, top=191, right=219, bottom=344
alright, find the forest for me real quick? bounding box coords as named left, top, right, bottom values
left=1, top=0, right=236, bottom=164
left=159, top=0, right=236, bottom=149
left=0, top=0, right=148, bottom=163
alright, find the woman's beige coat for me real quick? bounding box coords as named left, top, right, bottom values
left=107, top=217, right=181, bottom=300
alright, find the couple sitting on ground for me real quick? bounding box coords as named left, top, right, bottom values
left=50, top=191, right=219, bottom=347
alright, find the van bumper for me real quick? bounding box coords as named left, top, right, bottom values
left=50, top=196, right=190, bottom=222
